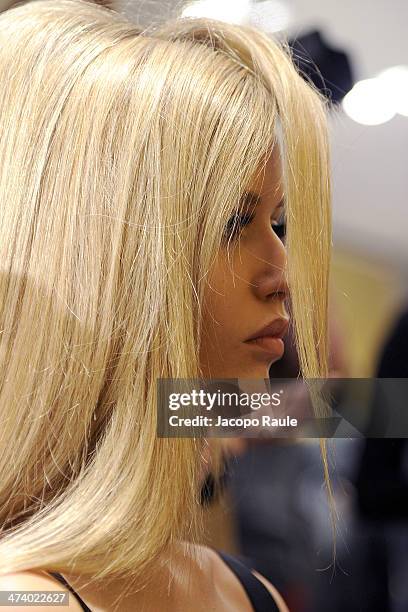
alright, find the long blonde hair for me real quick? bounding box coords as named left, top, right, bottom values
left=0, top=0, right=332, bottom=582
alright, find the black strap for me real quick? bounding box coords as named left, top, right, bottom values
left=49, top=572, right=92, bottom=612
left=216, top=550, right=279, bottom=612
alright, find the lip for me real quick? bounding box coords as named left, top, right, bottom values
left=245, top=335, right=285, bottom=357
left=244, top=317, right=290, bottom=342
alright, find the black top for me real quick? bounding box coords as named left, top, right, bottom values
left=217, top=550, right=279, bottom=611
left=49, top=549, right=279, bottom=611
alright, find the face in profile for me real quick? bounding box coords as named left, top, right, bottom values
left=200, top=146, right=290, bottom=379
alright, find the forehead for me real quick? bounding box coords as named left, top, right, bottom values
left=248, top=146, right=284, bottom=201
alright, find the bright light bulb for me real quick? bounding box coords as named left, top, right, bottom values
left=342, top=78, right=396, bottom=126
left=377, top=65, right=408, bottom=117
left=181, top=0, right=251, bottom=25
left=248, top=0, right=291, bottom=33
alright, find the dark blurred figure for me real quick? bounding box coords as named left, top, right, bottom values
left=289, top=30, right=354, bottom=106
left=355, top=305, right=408, bottom=612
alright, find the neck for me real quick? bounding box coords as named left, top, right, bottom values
left=60, top=541, right=213, bottom=611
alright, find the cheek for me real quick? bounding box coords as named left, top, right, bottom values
left=201, top=257, right=247, bottom=341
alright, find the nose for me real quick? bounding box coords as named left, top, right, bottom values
left=253, top=270, right=289, bottom=302
left=252, top=235, right=289, bottom=302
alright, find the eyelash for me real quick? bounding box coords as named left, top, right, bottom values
left=223, top=210, right=286, bottom=241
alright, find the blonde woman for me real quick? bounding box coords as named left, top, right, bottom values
left=0, top=0, right=331, bottom=610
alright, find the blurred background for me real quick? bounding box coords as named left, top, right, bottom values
left=2, top=0, right=407, bottom=610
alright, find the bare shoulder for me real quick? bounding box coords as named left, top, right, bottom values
left=195, top=544, right=288, bottom=612
left=0, top=571, right=83, bottom=611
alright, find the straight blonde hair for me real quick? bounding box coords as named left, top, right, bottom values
left=0, top=0, right=332, bottom=583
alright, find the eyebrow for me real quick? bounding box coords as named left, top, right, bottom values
left=239, top=191, right=285, bottom=213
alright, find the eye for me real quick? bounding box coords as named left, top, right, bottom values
left=222, top=208, right=286, bottom=243
left=223, top=211, right=255, bottom=242
left=271, top=209, right=286, bottom=241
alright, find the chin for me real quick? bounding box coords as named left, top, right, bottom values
left=254, top=367, right=272, bottom=379
left=202, top=357, right=280, bottom=379
left=233, top=365, right=271, bottom=379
